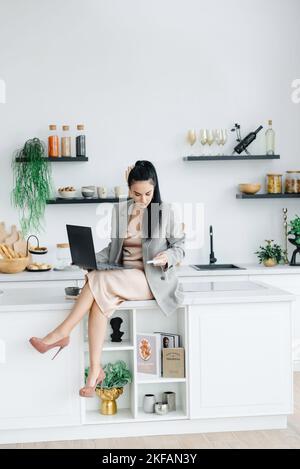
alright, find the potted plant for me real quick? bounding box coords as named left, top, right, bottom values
left=11, top=138, right=53, bottom=235
left=85, top=360, right=132, bottom=415
left=288, top=215, right=300, bottom=246
left=255, top=239, right=284, bottom=267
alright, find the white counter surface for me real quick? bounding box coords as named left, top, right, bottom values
left=0, top=281, right=294, bottom=312
left=0, top=268, right=84, bottom=282
left=1, top=263, right=300, bottom=283
left=178, top=263, right=300, bottom=277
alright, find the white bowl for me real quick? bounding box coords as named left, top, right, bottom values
left=58, top=190, right=77, bottom=199
left=81, top=187, right=95, bottom=198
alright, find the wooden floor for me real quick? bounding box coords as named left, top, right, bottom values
left=2, top=373, right=300, bottom=449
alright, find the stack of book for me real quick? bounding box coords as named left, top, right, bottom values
left=136, top=331, right=185, bottom=379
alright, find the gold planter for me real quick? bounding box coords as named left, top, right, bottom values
left=95, top=387, right=123, bottom=415
left=263, top=258, right=277, bottom=267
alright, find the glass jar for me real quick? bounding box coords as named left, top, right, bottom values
left=285, top=171, right=298, bottom=193
left=61, top=125, right=71, bottom=157
left=297, top=172, right=300, bottom=194
left=266, top=173, right=282, bottom=194
left=48, top=124, right=59, bottom=157
left=56, top=243, right=71, bottom=269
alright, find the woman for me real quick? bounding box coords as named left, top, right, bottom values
left=29, top=160, right=185, bottom=397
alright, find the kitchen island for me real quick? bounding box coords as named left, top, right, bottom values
left=0, top=280, right=294, bottom=444
left=2, top=262, right=300, bottom=370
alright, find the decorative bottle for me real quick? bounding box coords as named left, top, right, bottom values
left=61, top=125, right=72, bottom=157
left=76, top=124, right=86, bottom=157
left=48, top=125, right=59, bottom=157
left=265, top=119, right=275, bottom=155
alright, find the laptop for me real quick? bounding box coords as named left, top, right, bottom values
left=66, top=225, right=134, bottom=271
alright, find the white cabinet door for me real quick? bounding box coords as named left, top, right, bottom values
left=249, top=274, right=300, bottom=366
left=188, top=301, right=293, bottom=419
left=0, top=309, right=82, bottom=429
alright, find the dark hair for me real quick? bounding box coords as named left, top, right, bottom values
left=127, top=160, right=162, bottom=238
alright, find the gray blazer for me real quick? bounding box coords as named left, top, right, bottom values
left=95, top=198, right=185, bottom=316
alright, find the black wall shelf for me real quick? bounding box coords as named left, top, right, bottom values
left=236, top=193, right=300, bottom=199
left=16, top=156, right=89, bottom=162
left=183, top=155, right=280, bottom=161
left=47, top=197, right=130, bottom=205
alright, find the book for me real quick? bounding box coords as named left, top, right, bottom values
left=153, top=332, right=182, bottom=375
left=162, top=348, right=185, bottom=378
left=154, top=331, right=181, bottom=348
left=136, top=333, right=160, bottom=378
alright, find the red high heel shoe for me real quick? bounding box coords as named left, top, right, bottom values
left=79, top=369, right=105, bottom=398
left=29, top=336, right=70, bottom=360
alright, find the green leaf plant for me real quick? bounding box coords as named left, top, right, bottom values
left=85, top=360, right=132, bottom=390
left=288, top=215, right=300, bottom=245
left=255, top=239, right=284, bottom=264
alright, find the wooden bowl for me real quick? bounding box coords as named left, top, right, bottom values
left=238, top=183, right=261, bottom=195
left=0, top=256, right=30, bottom=274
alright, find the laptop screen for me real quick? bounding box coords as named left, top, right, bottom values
left=66, top=225, right=97, bottom=271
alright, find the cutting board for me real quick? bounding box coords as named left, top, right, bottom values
left=0, top=222, right=8, bottom=243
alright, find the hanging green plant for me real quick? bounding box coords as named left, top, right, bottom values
left=11, top=138, right=53, bottom=235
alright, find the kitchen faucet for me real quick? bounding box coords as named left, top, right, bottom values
left=209, top=225, right=217, bottom=264
left=191, top=225, right=242, bottom=270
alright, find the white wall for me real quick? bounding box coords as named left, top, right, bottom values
left=0, top=0, right=300, bottom=265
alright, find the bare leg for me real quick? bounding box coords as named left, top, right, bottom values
left=85, top=301, right=108, bottom=387
left=42, top=282, right=95, bottom=344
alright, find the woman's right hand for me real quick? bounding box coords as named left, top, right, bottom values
left=125, top=165, right=134, bottom=183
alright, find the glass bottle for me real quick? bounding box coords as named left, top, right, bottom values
left=265, top=119, right=275, bottom=155
left=48, top=124, right=59, bottom=157
left=76, top=124, right=86, bottom=157
left=61, top=125, right=72, bottom=157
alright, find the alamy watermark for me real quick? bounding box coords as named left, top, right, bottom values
left=95, top=201, right=205, bottom=250
left=291, top=78, right=300, bottom=104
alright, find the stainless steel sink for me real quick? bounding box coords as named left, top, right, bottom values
left=191, top=264, right=245, bottom=271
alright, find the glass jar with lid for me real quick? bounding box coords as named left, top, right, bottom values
left=56, top=243, right=71, bottom=270
left=285, top=171, right=298, bottom=193
left=296, top=172, right=300, bottom=193
left=266, top=173, right=282, bottom=194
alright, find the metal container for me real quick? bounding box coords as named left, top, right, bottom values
left=143, top=394, right=156, bottom=413
left=154, top=402, right=168, bottom=415
left=162, top=391, right=176, bottom=411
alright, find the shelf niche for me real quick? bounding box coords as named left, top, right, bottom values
left=16, top=156, right=89, bottom=162
left=183, top=155, right=280, bottom=161
left=236, top=193, right=300, bottom=199
left=47, top=197, right=130, bottom=204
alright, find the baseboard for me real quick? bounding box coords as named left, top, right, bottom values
left=0, top=415, right=287, bottom=445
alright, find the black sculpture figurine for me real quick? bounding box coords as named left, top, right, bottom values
left=110, top=317, right=124, bottom=342
left=289, top=238, right=300, bottom=266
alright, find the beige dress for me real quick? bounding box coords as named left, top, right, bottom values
left=86, top=206, right=154, bottom=318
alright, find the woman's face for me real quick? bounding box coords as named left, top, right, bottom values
left=129, top=180, right=154, bottom=208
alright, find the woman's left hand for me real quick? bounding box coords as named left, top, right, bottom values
left=152, top=251, right=168, bottom=268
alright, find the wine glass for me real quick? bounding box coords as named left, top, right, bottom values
left=220, top=129, right=228, bottom=155
left=206, top=129, right=214, bottom=155
left=187, top=129, right=197, bottom=156
left=213, top=129, right=222, bottom=156
left=199, top=129, right=207, bottom=156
